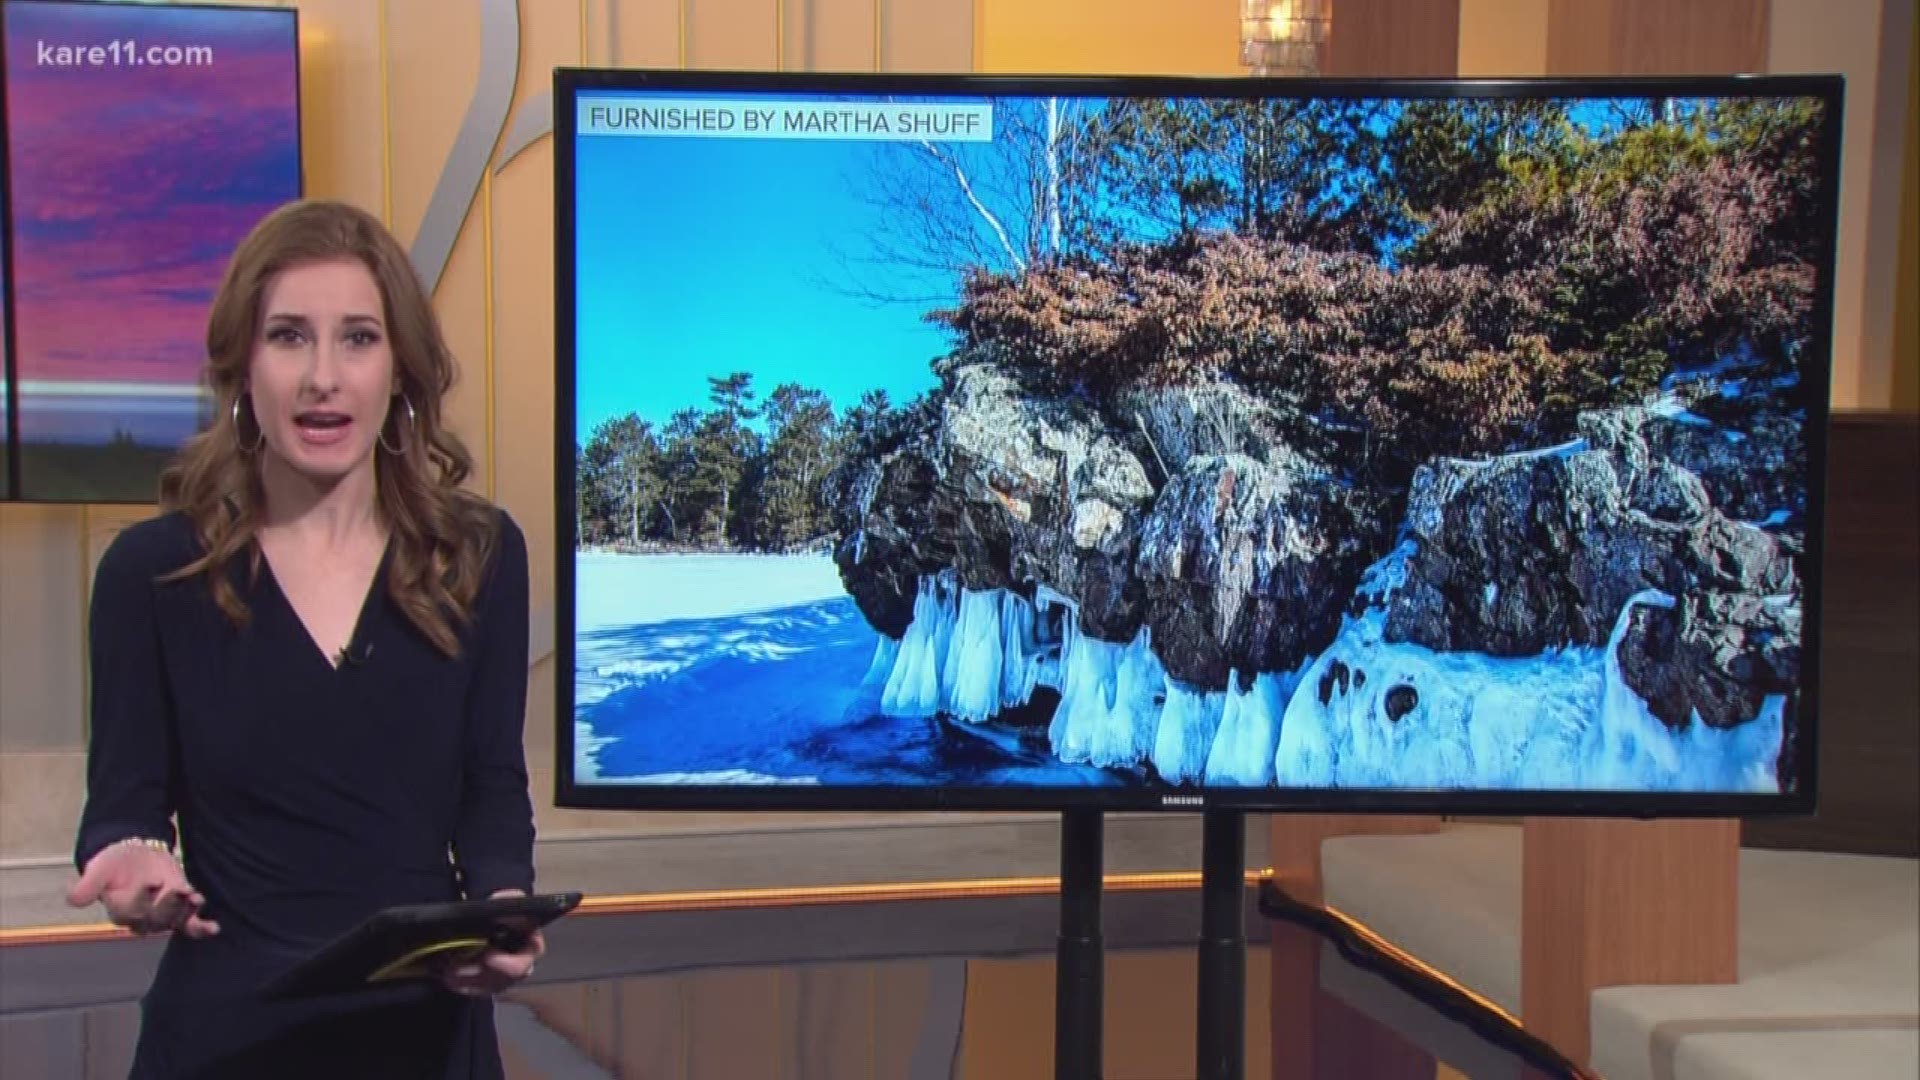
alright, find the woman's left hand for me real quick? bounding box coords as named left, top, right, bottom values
left=441, top=889, right=546, bottom=997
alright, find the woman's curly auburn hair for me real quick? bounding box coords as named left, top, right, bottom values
left=158, top=198, right=498, bottom=658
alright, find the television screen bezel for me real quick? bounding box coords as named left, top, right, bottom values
left=552, top=66, right=1840, bottom=818
left=0, top=0, right=305, bottom=504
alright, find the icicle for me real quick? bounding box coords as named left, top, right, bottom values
left=1204, top=670, right=1292, bottom=787
left=998, top=592, right=1046, bottom=710
left=875, top=572, right=1057, bottom=722
left=945, top=588, right=1007, bottom=723
left=862, top=634, right=900, bottom=689
left=1154, top=679, right=1225, bottom=784
left=1049, top=624, right=1163, bottom=768
left=880, top=576, right=957, bottom=717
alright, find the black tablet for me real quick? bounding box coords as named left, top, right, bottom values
left=260, top=892, right=583, bottom=1000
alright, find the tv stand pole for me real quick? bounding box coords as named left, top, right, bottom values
left=1056, top=808, right=1103, bottom=1080
left=1198, top=808, right=1246, bottom=1080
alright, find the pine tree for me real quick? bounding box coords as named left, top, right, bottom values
left=690, top=373, right=760, bottom=546
left=754, top=383, right=838, bottom=548
left=577, top=414, right=662, bottom=548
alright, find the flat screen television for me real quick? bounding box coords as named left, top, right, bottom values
left=554, top=69, right=1840, bottom=816
left=1, top=0, right=302, bottom=503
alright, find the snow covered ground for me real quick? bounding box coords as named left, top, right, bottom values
left=575, top=550, right=849, bottom=632
left=572, top=553, right=1125, bottom=788
left=573, top=537, right=1788, bottom=796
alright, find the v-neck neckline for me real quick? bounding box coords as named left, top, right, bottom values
left=256, top=533, right=393, bottom=673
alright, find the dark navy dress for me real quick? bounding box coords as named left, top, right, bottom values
left=72, top=509, right=537, bottom=1079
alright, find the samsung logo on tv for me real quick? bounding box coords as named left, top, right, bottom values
left=1162, top=795, right=1205, bottom=807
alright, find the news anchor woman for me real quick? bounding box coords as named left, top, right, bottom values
left=66, top=199, right=543, bottom=1078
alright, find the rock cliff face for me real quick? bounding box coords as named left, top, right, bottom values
left=828, top=354, right=1804, bottom=774
left=1135, top=451, right=1388, bottom=687
left=1578, top=399, right=1804, bottom=526
left=1384, top=397, right=1802, bottom=732
left=829, top=363, right=1392, bottom=691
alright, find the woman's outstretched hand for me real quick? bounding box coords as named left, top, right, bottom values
left=67, top=841, right=220, bottom=939
left=440, top=888, right=546, bottom=997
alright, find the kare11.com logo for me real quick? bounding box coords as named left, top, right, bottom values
left=35, top=37, right=214, bottom=68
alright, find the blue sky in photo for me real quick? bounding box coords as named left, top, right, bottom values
left=572, top=92, right=970, bottom=442
left=568, top=89, right=1755, bottom=443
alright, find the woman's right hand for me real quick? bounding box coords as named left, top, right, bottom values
left=66, top=841, right=221, bottom=939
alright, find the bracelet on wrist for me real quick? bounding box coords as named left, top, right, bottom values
left=106, top=836, right=176, bottom=859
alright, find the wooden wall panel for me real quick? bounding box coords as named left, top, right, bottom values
left=511, top=982, right=624, bottom=1068
left=688, top=0, right=781, bottom=69
left=81, top=1003, right=142, bottom=1080
left=792, top=965, right=875, bottom=1080
left=805, top=0, right=883, bottom=72
left=975, top=0, right=1240, bottom=76
left=1898, top=25, right=1920, bottom=413
left=0, top=752, right=84, bottom=860
left=1858, top=0, right=1916, bottom=413
left=957, top=957, right=1053, bottom=1079
left=0, top=506, right=85, bottom=751
left=383, top=0, right=480, bottom=248
left=1548, top=0, right=1767, bottom=75
left=684, top=968, right=794, bottom=1079
left=1322, top=0, right=1463, bottom=78
left=1768, top=0, right=1899, bottom=413
left=608, top=0, right=687, bottom=68
left=883, top=0, right=974, bottom=72
left=1543, top=0, right=1614, bottom=76
left=492, top=0, right=577, bottom=778
left=1313, top=991, right=1434, bottom=1079
left=581, top=0, right=609, bottom=67
left=870, top=960, right=943, bottom=1079
left=433, top=206, right=495, bottom=495
left=1743, top=415, right=1920, bottom=857
left=1457, top=0, right=1549, bottom=77
left=0, top=1012, right=84, bottom=1079
left=294, top=0, right=387, bottom=221
left=1521, top=818, right=1740, bottom=1065
left=384, top=0, right=491, bottom=492
left=1105, top=948, right=1273, bottom=1080
left=615, top=976, right=691, bottom=1077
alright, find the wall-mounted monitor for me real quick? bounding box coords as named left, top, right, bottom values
left=554, top=69, right=1840, bottom=816
left=1, top=0, right=301, bottom=503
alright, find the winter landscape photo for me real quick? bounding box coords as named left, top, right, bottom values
left=569, top=88, right=1829, bottom=796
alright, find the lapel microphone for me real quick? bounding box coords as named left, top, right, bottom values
left=334, top=641, right=374, bottom=667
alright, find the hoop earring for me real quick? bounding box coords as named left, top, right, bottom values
left=379, top=395, right=417, bottom=455
left=231, top=395, right=264, bottom=453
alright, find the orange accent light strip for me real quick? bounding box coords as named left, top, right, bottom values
left=0, top=870, right=1275, bottom=947
left=1321, top=901, right=1524, bottom=1028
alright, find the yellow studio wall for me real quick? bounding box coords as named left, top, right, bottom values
left=976, top=0, right=1243, bottom=75
left=1457, top=0, right=1548, bottom=75
left=0, top=0, right=976, bottom=872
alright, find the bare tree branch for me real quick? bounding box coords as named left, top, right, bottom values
left=919, top=139, right=1027, bottom=274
